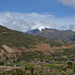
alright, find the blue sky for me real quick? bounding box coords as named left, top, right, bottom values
left=0, top=0, right=75, bottom=32
left=0, top=0, right=75, bottom=17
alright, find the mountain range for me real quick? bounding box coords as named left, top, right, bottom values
left=26, top=28, right=75, bottom=42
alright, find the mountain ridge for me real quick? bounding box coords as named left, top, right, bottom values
left=26, top=28, right=75, bottom=42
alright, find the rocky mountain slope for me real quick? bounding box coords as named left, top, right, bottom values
left=26, top=28, right=75, bottom=42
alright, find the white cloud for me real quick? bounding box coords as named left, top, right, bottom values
left=58, top=0, right=75, bottom=7
left=0, top=12, right=55, bottom=32
left=0, top=12, right=75, bottom=32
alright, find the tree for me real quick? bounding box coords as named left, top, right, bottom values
left=67, top=62, right=72, bottom=68
left=30, top=67, right=34, bottom=75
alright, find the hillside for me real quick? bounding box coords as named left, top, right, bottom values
left=29, top=28, right=75, bottom=42
left=0, top=25, right=74, bottom=61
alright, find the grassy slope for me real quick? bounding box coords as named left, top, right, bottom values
left=0, top=25, right=74, bottom=61
left=0, top=25, right=70, bottom=48
left=0, top=25, right=48, bottom=48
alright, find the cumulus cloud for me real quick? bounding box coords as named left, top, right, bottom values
left=58, top=0, right=75, bottom=8
left=0, top=12, right=75, bottom=32
left=0, top=12, right=55, bottom=32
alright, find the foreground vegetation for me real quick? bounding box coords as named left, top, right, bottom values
left=0, top=60, right=75, bottom=75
